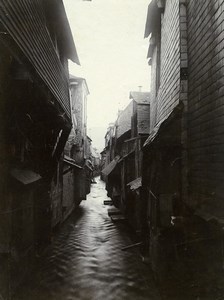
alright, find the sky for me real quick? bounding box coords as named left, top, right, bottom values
left=64, top=0, right=151, bottom=152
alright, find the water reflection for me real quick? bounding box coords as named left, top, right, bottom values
left=14, top=178, right=160, bottom=300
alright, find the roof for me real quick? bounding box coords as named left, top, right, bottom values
left=100, top=148, right=107, bottom=155
left=87, top=135, right=92, bottom=141
left=44, top=0, right=80, bottom=65
left=129, top=92, right=150, bottom=104
left=10, top=169, right=42, bottom=185
left=144, top=0, right=161, bottom=38
left=116, top=101, right=133, bottom=138
left=127, top=177, right=142, bottom=191
left=0, top=0, right=75, bottom=119
left=143, top=102, right=183, bottom=148
left=101, top=156, right=120, bottom=176
left=64, top=155, right=83, bottom=169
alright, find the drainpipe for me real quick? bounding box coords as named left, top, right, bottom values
left=179, top=0, right=189, bottom=207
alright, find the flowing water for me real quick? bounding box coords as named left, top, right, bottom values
left=13, top=178, right=161, bottom=300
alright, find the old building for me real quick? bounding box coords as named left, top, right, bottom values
left=143, top=0, right=224, bottom=281
left=0, top=1, right=79, bottom=297
left=102, top=91, right=150, bottom=231
left=142, top=0, right=187, bottom=271
left=100, top=123, right=116, bottom=182
left=62, top=75, right=91, bottom=220
left=91, top=146, right=101, bottom=177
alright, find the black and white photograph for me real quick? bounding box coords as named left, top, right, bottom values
left=0, top=0, right=224, bottom=299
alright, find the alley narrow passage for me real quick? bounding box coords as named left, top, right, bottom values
left=14, top=178, right=161, bottom=300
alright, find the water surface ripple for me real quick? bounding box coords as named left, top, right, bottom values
left=14, top=178, right=160, bottom=300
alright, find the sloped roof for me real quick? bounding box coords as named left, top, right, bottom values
left=116, top=101, right=133, bottom=138
left=10, top=169, right=42, bottom=185
left=64, top=155, right=82, bottom=169
left=101, top=156, right=120, bottom=176
left=0, top=0, right=78, bottom=119
left=44, top=0, right=80, bottom=65
left=144, top=0, right=160, bottom=38
left=143, top=102, right=183, bottom=148
left=129, top=91, right=150, bottom=104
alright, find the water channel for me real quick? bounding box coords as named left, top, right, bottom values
left=13, top=178, right=161, bottom=300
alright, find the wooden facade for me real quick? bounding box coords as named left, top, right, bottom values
left=102, top=92, right=150, bottom=232
left=62, top=76, right=91, bottom=219
left=143, top=0, right=224, bottom=277
left=0, top=1, right=79, bottom=298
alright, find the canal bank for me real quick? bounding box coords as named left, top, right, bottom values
left=13, top=178, right=161, bottom=300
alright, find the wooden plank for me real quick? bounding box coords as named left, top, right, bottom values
left=108, top=208, right=122, bottom=216
left=104, top=200, right=113, bottom=205
left=111, top=215, right=126, bottom=222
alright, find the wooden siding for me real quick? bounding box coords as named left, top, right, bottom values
left=137, top=104, right=150, bottom=134
left=150, top=0, right=180, bottom=130
left=0, top=0, right=73, bottom=119
left=116, top=101, right=133, bottom=138
left=188, top=0, right=224, bottom=213
left=150, top=45, right=159, bottom=130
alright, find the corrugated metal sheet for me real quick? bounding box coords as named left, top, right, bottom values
left=0, top=0, right=75, bottom=119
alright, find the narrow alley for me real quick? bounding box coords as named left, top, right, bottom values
left=2, top=1, right=224, bottom=299
left=13, top=179, right=161, bottom=300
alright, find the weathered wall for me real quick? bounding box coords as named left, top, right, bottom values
left=62, top=168, right=75, bottom=220
left=116, top=101, right=133, bottom=138
left=137, top=104, right=150, bottom=134
left=70, top=84, right=84, bottom=146
left=0, top=41, right=12, bottom=256
left=50, top=163, right=63, bottom=228
left=188, top=0, right=224, bottom=215
left=150, top=0, right=180, bottom=130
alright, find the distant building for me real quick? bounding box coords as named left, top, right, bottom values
left=102, top=91, right=150, bottom=231
left=62, top=75, right=91, bottom=220
left=91, top=146, right=101, bottom=177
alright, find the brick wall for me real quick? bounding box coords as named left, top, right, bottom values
left=188, top=0, right=224, bottom=214
left=150, top=0, right=180, bottom=130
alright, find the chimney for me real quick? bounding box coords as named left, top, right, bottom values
left=138, top=86, right=142, bottom=92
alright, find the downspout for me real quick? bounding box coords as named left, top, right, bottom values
left=179, top=0, right=189, bottom=206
